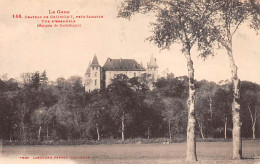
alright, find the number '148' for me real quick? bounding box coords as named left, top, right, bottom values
left=13, top=14, right=22, bottom=18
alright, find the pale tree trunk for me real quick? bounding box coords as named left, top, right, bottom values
left=38, top=126, right=41, bottom=141
left=209, top=97, right=213, bottom=119
left=46, top=126, right=49, bottom=141
left=185, top=53, right=197, bottom=162
left=252, top=126, right=255, bottom=139
left=224, top=117, right=227, bottom=139
left=96, top=123, right=100, bottom=141
left=248, top=106, right=256, bottom=139
left=9, top=131, right=12, bottom=142
left=21, top=121, right=26, bottom=142
left=168, top=121, right=172, bottom=140
left=147, top=127, right=150, bottom=139
left=121, top=111, right=125, bottom=141
left=198, top=120, right=205, bottom=139
left=227, top=34, right=242, bottom=159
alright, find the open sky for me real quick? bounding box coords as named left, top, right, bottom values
left=0, top=0, right=259, bottom=84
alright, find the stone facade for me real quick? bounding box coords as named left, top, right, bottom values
left=84, top=55, right=158, bottom=92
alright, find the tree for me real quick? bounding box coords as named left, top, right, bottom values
left=154, top=75, right=187, bottom=139
left=155, top=76, right=188, bottom=98
left=40, top=71, right=48, bottom=85
left=0, top=78, right=19, bottom=141
left=195, top=80, right=218, bottom=138
left=195, top=97, right=209, bottom=139
left=32, top=107, right=54, bottom=141
left=107, top=75, right=135, bottom=140
left=211, top=0, right=260, bottom=159
left=88, top=91, right=110, bottom=141
left=54, top=76, right=86, bottom=140
left=107, top=74, right=147, bottom=140
left=241, top=81, right=260, bottom=139
left=31, top=71, right=41, bottom=90
left=142, top=90, right=165, bottom=139
left=118, top=0, right=219, bottom=161
left=162, top=98, right=185, bottom=140
left=213, top=87, right=232, bottom=139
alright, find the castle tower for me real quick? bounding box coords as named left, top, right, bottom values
left=85, top=61, right=91, bottom=92
left=147, top=56, right=159, bottom=82
left=85, top=55, right=102, bottom=92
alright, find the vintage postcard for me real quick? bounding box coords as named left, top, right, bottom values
left=0, top=0, right=259, bottom=164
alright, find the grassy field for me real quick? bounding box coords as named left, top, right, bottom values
left=0, top=140, right=259, bottom=164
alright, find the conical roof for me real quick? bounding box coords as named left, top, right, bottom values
left=85, top=61, right=91, bottom=74
left=90, top=55, right=101, bottom=67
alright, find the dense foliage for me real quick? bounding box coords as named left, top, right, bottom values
left=0, top=72, right=259, bottom=143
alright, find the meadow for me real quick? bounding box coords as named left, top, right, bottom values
left=0, top=139, right=259, bottom=164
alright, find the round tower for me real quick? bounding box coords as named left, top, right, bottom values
left=85, top=54, right=102, bottom=92
left=147, top=56, right=159, bottom=82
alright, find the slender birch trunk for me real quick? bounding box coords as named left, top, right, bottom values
left=38, top=126, right=41, bottom=141
left=9, top=131, right=12, bottom=142
left=248, top=106, right=256, bottom=139
left=198, top=121, right=205, bottom=139
left=252, top=126, right=255, bottom=139
left=121, top=111, right=125, bottom=141
left=147, top=127, right=150, bottom=139
left=224, top=117, right=227, bottom=139
left=227, top=33, right=242, bottom=159
left=96, top=123, right=100, bottom=141
left=46, top=126, right=49, bottom=141
left=168, top=121, right=172, bottom=140
left=185, top=53, right=197, bottom=162
left=209, top=97, right=213, bottom=119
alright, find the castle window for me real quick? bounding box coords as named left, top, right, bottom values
left=95, top=79, right=97, bottom=86
left=95, top=72, right=97, bottom=77
left=134, top=72, right=136, bottom=77
left=96, top=67, right=98, bottom=70
left=92, top=67, right=94, bottom=70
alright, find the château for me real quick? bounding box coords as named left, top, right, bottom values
left=84, top=55, right=159, bottom=92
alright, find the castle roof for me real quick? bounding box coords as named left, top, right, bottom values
left=103, top=58, right=146, bottom=71
left=147, top=56, right=158, bottom=68
left=85, top=61, right=91, bottom=74
left=90, top=55, right=101, bottom=67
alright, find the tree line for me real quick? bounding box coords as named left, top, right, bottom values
left=0, top=71, right=259, bottom=143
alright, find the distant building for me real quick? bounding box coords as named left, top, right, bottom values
left=84, top=55, right=159, bottom=92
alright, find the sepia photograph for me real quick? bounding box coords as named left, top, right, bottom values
left=0, top=0, right=260, bottom=164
